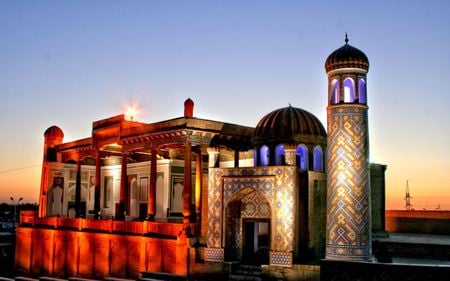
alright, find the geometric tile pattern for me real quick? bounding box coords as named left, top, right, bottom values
left=270, top=251, right=293, bottom=267
left=206, top=167, right=297, bottom=264
left=326, top=105, right=371, bottom=260
left=224, top=191, right=272, bottom=260
left=241, top=191, right=271, bottom=218
left=225, top=201, right=242, bottom=260
left=204, top=248, right=224, bottom=262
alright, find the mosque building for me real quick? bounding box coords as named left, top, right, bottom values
left=15, top=38, right=386, bottom=279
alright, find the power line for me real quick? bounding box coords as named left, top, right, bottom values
left=0, top=164, right=40, bottom=175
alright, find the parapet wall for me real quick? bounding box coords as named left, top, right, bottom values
left=15, top=226, right=189, bottom=279
left=385, top=210, right=450, bottom=235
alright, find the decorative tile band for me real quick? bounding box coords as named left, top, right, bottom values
left=204, top=248, right=224, bottom=262
left=325, top=244, right=371, bottom=260
left=270, top=251, right=293, bottom=267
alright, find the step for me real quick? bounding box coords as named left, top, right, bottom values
left=68, top=278, right=100, bottom=281
left=15, top=277, right=39, bottom=281
left=39, top=278, right=67, bottom=281
left=237, top=264, right=262, bottom=271
left=104, top=278, right=134, bottom=281
left=140, top=272, right=187, bottom=281
left=234, top=270, right=262, bottom=276
left=229, top=275, right=262, bottom=281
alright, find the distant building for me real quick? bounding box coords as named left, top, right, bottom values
left=15, top=38, right=386, bottom=278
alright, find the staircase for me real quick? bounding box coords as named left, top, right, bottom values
left=229, top=264, right=263, bottom=281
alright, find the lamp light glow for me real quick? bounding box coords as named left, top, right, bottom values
left=123, top=101, right=142, bottom=121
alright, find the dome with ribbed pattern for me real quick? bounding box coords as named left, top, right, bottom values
left=252, top=106, right=326, bottom=146
left=325, top=39, right=369, bottom=72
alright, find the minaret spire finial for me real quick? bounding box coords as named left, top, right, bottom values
left=345, top=32, right=349, bottom=44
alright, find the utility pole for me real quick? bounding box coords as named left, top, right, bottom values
left=404, top=180, right=412, bottom=211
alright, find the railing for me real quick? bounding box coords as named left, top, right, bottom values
left=19, top=211, right=194, bottom=238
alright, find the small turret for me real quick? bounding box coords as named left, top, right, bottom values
left=184, top=98, right=194, bottom=118
left=43, top=125, right=64, bottom=162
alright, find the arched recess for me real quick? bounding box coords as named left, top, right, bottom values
left=344, top=77, right=355, bottom=103
left=260, top=145, right=270, bottom=167
left=129, top=178, right=139, bottom=217
left=224, top=187, right=271, bottom=263
left=296, top=145, right=308, bottom=171
left=330, top=79, right=340, bottom=104
left=313, top=146, right=323, bottom=172
left=358, top=79, right=367, bottom=104
left=275, top=144, right=285, bottom=166
left=48, top=177, right=64, bottom=217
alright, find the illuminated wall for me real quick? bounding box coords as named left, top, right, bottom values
left=205, top=166, right=297, bottom=267
left=15, top=226, right=189, bottom=278
left=326, top=105, right=371, bottom=260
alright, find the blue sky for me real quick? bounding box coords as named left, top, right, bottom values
left=0, top=0, right=449, bottom=209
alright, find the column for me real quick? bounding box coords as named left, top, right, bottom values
left=75, top=158, right=82, bottom=217
left=207, top=147, right=219, bottom=168
left=234, top=149, right=239, bottom=168
left=195, top=148, right=202, bottom=226
left=38, top=162, right=49, bottom=217
left=182, top=143, right=192, bottom=228
left=147, top=149, right=157, bottom=221
left=284, top=144, right=297, bottom=166
left=94, top=150, right=101, bottom=219
left=118, top=151, right=128, bottom=220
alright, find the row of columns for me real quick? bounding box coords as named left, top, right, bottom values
left=71, top=145, right=207, bottom=234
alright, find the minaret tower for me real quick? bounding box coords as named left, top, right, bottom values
left=325, top=35, right=371, bottom=260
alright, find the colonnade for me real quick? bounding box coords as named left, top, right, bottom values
left=68, top=144, right=241, bottom=232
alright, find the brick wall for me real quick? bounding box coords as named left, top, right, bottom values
left=385, top=210, right=450, bottom=235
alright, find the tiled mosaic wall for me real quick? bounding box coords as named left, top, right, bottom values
left=206, top=167, right=297, bottom=265
left=326, top=105, right=371, bottom=260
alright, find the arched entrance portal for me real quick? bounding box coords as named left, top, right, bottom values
left=225, top=188, right=271, bottom=265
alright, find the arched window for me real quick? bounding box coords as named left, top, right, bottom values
left=343, top=78, right=355, bottom=103
left=296, top=145, right=308, bottom=171
left=260, top=145, right=270, bottom=167
left=313, top=146, right=323, bottom=172
left=275, top=144, right=285, bottom=166
left=330, top=79, right=340, bottom=104
left=358, top=79, right=366, bottom=104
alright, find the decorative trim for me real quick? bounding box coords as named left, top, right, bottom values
left=270, top=251, right=292, bottom=267
left=204, top=248, right=224, bottom=262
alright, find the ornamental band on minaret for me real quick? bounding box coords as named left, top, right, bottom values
left=325, top=35, right=372, bottom=260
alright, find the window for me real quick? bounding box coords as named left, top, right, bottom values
left=344, top=78, right=355, bottom=103
left=296, top=145, right=308, bottom=171
left=275, top=144, right=285, bottom=166
left=330, top=79, right=340, bottom=104
left=260, top=145, right=270, bottom=167
left=358, top=79, right=366, bottom=104
left=313, top=146, right=323, bottom=172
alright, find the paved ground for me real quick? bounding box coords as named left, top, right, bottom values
left=377, top=233, right=450, bottom=266
left=378, top=232, right=450, bottom=245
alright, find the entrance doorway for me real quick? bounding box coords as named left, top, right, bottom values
left=242, top=219, right=270, bottom=265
